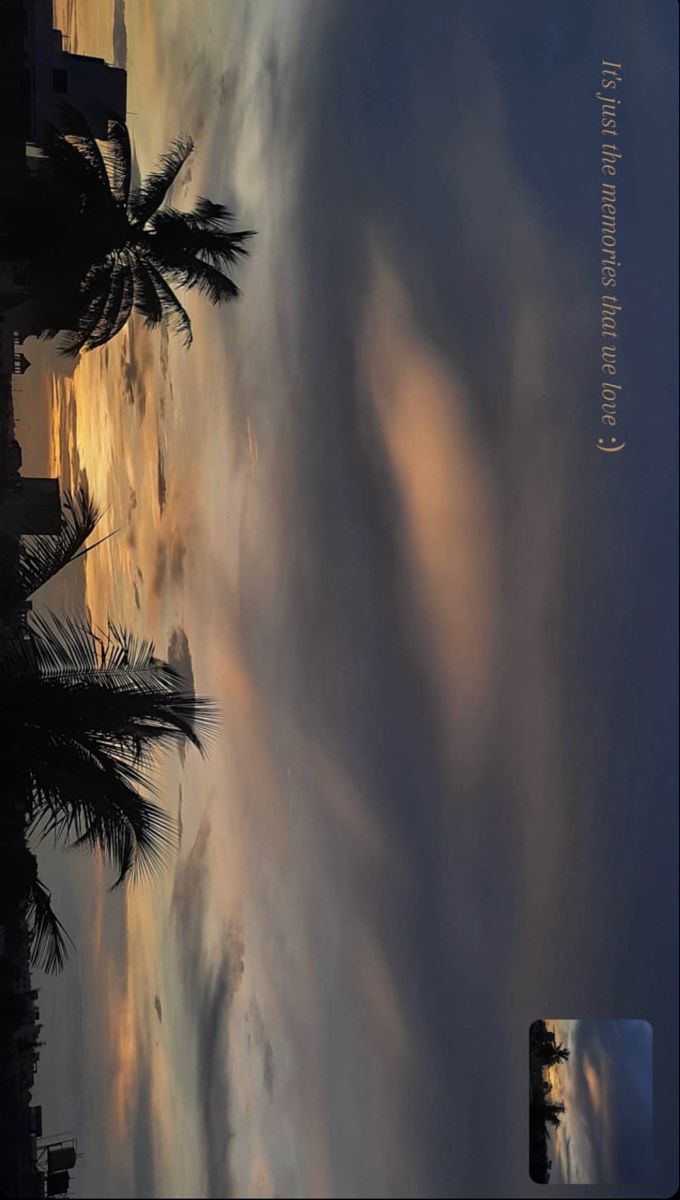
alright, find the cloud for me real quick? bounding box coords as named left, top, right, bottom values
left=119, top=325, right=148, bottom=417
left=176, top=783, right=184, bottom=845
left=247, top=997, right=275, bottom=1100
left=167, top=626, right=195, bottom=690
left=151, top=539, right=167, bottom=597
left=166, top=628, right=195, bottom=763
left=151, top=533, right=186, bottom=598
left=213, top=3, right=677, bottom=1192
left=169, top=535, right=186, bottom=584
left=559, top=1020, right=654, bottom=1185
left=157, top=446, right=167, bottom=513
left=20, top=335, right=79, bottom=378
left=112, top=0, right=128, bottom=68
left=360, top=245, right=499, bottom=771
left=262, top=1039, right=275, bottom=1099
left=171, top=819, right=245, bottom=1197
left=129, top=1066, right=158, bottom=1197
left=192, top=3, right=592, bottom=1190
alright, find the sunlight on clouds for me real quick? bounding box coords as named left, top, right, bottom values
left=361, top=245, right=499, bottom=774
left=583, top=1054, right=604, bottom=1119
left=294, top=738, right=402, bottom=868
left=110, top=970, right=138, bottom=1140
left=354, top=924, right=413, bottom=1071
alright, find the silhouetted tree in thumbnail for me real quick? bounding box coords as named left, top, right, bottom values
left=543, top=1103, right=566, bottom=1129
left=547, top=1043, right=570, bottom=1066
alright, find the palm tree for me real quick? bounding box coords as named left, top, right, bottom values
left=543, top=1102, right=566, bottom=1130
left=2, top=106, right=254, bottom=353
left=536, top=1037, right=570, bottom=1067
left=0, top=613, right=216, bottom=970
left=548, top=1043, right=570, bottom=1065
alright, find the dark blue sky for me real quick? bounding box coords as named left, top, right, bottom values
left=267, top=3, right=678, bottom=1193
left=555, top=1019, right=654, bottom=1185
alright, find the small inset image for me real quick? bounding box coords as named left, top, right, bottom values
left=529, top=1019, right=653, bottom=1184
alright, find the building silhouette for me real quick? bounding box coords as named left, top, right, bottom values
left=0, top=476, right=61, bottom=535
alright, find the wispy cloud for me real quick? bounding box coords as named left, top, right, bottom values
left=554, top=1020, right=653, bottom=1184
left=171, top=818, right=245, bottom=1196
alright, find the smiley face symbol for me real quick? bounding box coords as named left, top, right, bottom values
left=596, top=436, right=626, bottom=453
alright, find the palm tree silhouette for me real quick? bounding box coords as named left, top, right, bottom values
left=0, top=840, right=74, bottom=974
left=535, top=1035, right=570, bottom=1067
left=0, top=614, right=216, bottom=970
left=3, top=106, right=254, bottom=353
left=543, top=1101, right=566, bottom=1130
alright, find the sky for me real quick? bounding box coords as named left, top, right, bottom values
left=546, top=1019, right=653, bottom=1185
left=12, top=1, right=677, bottom=1197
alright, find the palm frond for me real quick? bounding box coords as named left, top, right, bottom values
left=133, top=255, right=193, bottom=344
left=4, top=614, right=218, bottom=752
left=101, top=120, right=133, bottom=206
left=131, top=256, right=165, bottom=328
left=9, top=488, right=103, bottom=603
left=83, top=254, right=135, bottom=351
left=17, top=611, right=103, bottom=676
left=39, top=115, right=113, bottom=212
left=69, top=796, right=176, bottom=890
left=59, top=264, right=117, bottom=356
left=194, top=228, right=254, bottom=271
left=57, top=262, right=112, bottom=355
left=148, top=205, right=254, bottom=269
left=26, top=877, right=73, bottom=975
left=14, top=677, right=218, bottom=755
left=189, top=197, right=234, bottom=225
left=30, top=743, right=177, bottom=888
left=152, top=249, right=242, bottom=305
left=128, top=136, right=194, bottom=227
left=61, top=255, right=135, bottom=355
left=54, top=102, right=109, bottom=167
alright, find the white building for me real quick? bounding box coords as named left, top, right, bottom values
left=21, top=0, right=127, bottom=142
